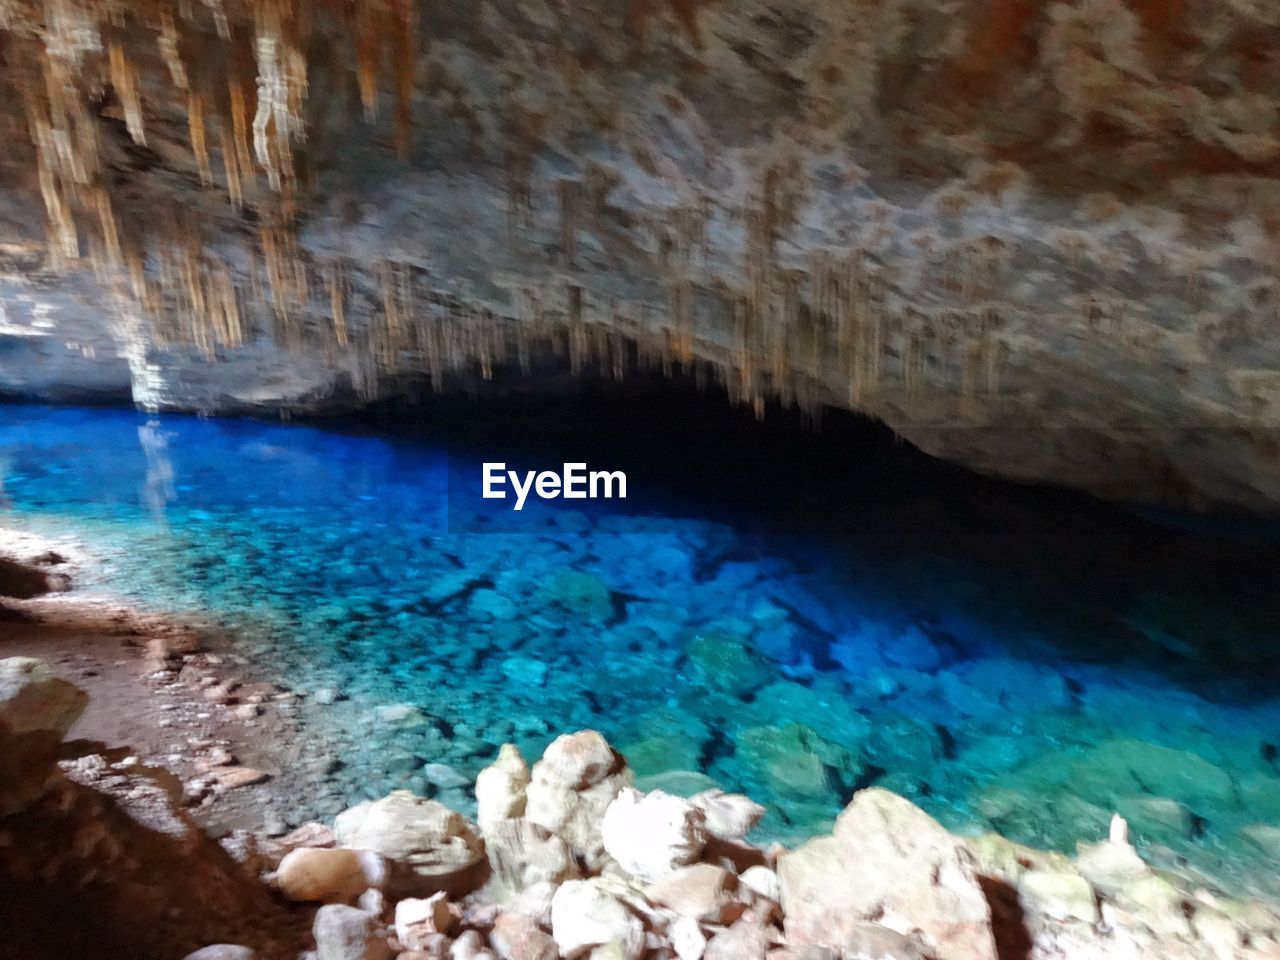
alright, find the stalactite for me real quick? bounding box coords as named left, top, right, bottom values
left=107, top=41, right=145, bottom=145
left=158, top=10, right=188, bottom=89
left=188, top=91, right=213, bottom=187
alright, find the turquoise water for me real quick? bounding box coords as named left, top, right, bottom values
left=3, top=399, right=1280, bottom=896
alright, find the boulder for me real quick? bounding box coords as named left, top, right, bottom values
left=489, top=912, right=558, bottom=960
left=533, top=731, right=621, bottom=790
left=0, top=657, right=88, bottom=737
left=601, top=788, right=708, bottom=881
left=778, top=789, right=996, bottom=960
left=644, top=863, right=743, bottom=925
left=275, top=848, right=386, bottom=903
left=690, top=790, right=766, bottom=841
left=333, top=792, right=486, bottom=896
left=312, top=904, right=392, bottom=960
left=476, top=744, right=530, bottom=831
left=550, top=879, right=645, bottom=960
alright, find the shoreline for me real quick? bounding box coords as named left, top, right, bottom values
left=5, top=523, right=1280, bottom=959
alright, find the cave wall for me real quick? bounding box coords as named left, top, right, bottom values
left=1, top=0, right=1280, bottom=512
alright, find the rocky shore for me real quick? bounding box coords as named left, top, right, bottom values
left=6, top=648, right=1280, bottom=960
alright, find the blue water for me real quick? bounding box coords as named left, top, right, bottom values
left=4, top=400, right=1280, bottom=896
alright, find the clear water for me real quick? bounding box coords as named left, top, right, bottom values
left=3, top=398, right=1280, bottom=897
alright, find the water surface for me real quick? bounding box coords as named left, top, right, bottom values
left=3, top=395, right=1280, bottom=898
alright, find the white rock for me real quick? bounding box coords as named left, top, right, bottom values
left=1017, top=869, right=1099, bottom=924
left=601, top=788, right=707, bottom=881
left=476, top=744, right=530, bottom=831
left=670, top=916, right=706, bottom=960
left=778, top=788, right=996, bottom=960
left=489, top=911, right=558, bottom=960
left=181, top=947, right=259, bottom=960
left=333, top=791, right=484, bottom=894
left=395, top=893, right=453, bottom=947
left=312, top=903, right=391, bottom=960
left=535, top=731, right=620, bottom=789
left=551, top=879, right=646, bottom=960
left=738, top=865, right=780, bottom=902
left=487, top=817, right=580, bottom=893
left=690, top=790, right=765, bottom=841
left=644, top=863, right=743, bottom=925
left=526, top=735, right=631, bottom=862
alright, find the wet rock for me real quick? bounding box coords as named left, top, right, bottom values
left=313, top=904, right=391, bottom=960
left=550, top=879, right=645, bottom=960
left=644, top=863, right=744, bottom=925
left=601, top=788, right=708, bottom=881
left=334, top=792, right=486, bottom=896
left=0, top=656, right=88, bottom=737
left=489, top=912, right=557, bottom=960
left=275, top=848, right=386, bottom=903
left=476, top=744, right=530, bottom=831
left=778, top=788, right=996, bottom=960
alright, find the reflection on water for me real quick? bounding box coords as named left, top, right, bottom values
left=3, top=398, right=1280, bottom=899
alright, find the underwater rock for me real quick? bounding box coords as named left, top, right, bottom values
left=601, top=788, right=709, bottom=881
left=619, top=733, right=705, bottom=778
left=541, top=570, right=613, bottom=623
left=476, top=744, right=531, bottom=832
left=312, top=903, right=391, bottom=960
left=274, top=847, right=387, bottom=904
left=0, top=656, right=88, bottom=738
left=778, top=788, right=996, bottom=960
left=733, top=723, right=858, bottom=802
left=686, top=631, right=772, bottom=697
left=550, top=879, right=646, bottom=960
left=744, top=681, right=872, bottom=752
left=333, top=792, right=486, bottom=897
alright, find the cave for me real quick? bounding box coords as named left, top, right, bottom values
left=3, top=2, right=1280, bottom=959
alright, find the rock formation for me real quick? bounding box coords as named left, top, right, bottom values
left=2, top=0, right=1280, bottom=512
left=5, top=658, right=1280, bottom=960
